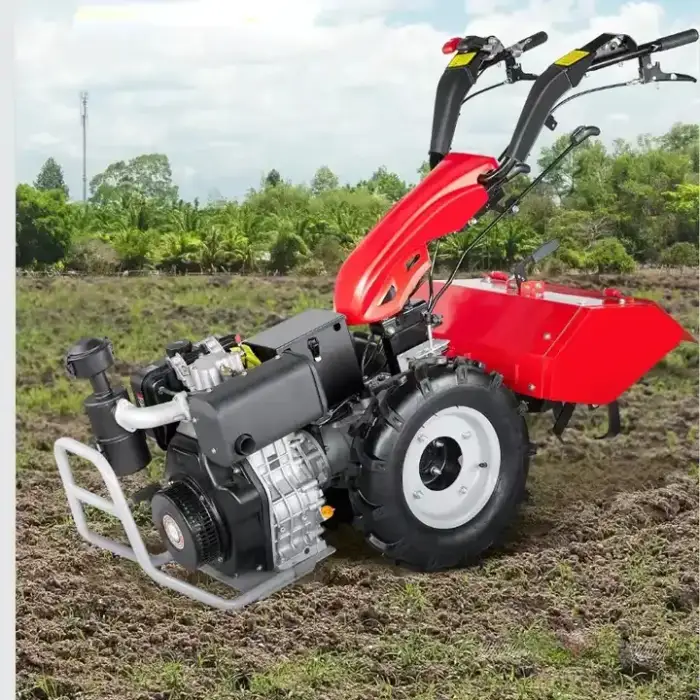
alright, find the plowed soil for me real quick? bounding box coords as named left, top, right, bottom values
left=16, top=270, right=699, bottom=700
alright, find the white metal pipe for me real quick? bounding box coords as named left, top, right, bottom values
left=113, top=392, right=190, bottom=433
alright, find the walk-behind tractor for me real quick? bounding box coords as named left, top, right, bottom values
left=54, top=28, right=698, bottom=610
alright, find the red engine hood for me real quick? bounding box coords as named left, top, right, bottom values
left=333, top=152, right=498, bottom=326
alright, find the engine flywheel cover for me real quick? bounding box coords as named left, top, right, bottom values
left=151, top=478, right=224, bottom=571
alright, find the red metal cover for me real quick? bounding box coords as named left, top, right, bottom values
left=418, top=276, right=695, bottom=405
left=334, top=152, right=498, bottom=325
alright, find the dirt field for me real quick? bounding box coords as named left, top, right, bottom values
left=15, top=270, right=699, bottom=700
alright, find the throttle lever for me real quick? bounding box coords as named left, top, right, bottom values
left=570, top=125, right=600, bottom=146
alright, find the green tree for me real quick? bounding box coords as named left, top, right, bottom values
left=34, top=157, right=69, bottom=198
left=90, top=154, right=179, bottom=206
left=417, top=160, right=431, bottom=181
left=585, top=237, right=636, bottom=274
left=265, top=169, right=282, bottom=188
left=358, top=166, right=409, bottom=203
left=311, top=166, right=339, bottom=196
left=659, top=242, right=698, bottom=268
left=269, top=231, right=308, bottom=274
left=13, top=122, right=698, bottom=275
left=16, top=185, right=73, bottom=267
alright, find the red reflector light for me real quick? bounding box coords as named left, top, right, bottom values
left=442, top=37, right=462, bottom=54
left=487, top=270, right=509, bottom=281
left=603, top=287, right=624, bottom=299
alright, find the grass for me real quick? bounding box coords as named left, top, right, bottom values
left=15, top=269, right=699, bottom=700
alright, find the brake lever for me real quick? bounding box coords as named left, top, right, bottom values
left=639, top=56, right=696, bottom=84
left=506, top=61, right=538, bottom=83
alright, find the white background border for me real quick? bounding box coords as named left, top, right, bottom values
left=2, top=0, right=16, bottom=695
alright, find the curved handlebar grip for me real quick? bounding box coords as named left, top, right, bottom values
left=657, top=28, right=699, bottom=51
left=531, top=238, right=560, bottom=263
left=520, top=31, right=548, bottom=53
left=570, top=125, right=600, bottom=146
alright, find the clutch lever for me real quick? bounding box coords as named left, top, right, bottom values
left=639, top=56, right=696, bottom=83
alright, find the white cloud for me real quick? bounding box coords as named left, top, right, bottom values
left=14, top=0, right=700, bottom=200
left=26, top=132, right=62, bottom=148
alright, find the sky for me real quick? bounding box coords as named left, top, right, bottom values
left=14, top=0, right=700, bottom=202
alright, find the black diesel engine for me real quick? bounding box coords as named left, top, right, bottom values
left=69, top=310, right=368, bottom=584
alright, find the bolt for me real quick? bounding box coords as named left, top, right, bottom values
left=461, top=431, right=471, bottom=440
left=192, top=417, right=198, bottom=424
left=413, top=490, right=423, bottom=499
left=417, top=434, right=427, bottom=443
left=280, top=526, right=285, bottom=533
left=528, top=383, right=536, bottom=391
left=459, top=486, right=468, bottom=494
left=430, top=466, right=442, bottom=477
left=434, top=439, right=443, bottom=447
left=211, top=448, right=217, bottom=454
left=256, top=565, right=263, bottom=571
left=478, top=462, right=488, bottom=469
left=543, top=332, right=551, bottom=341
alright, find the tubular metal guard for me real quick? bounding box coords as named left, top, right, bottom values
left=53, top=437, right=334, bottom=611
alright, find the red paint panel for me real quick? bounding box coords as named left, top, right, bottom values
left=418, top=277, right=694, bottom=405
left=334, top=152, right=498, bottom=325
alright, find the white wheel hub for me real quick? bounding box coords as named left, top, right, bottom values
left=402, top=405, right=501, bottom=529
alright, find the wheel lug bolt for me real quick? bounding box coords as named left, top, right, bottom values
left=459, top=486, right=468, bottom=494
left=478, top=462, right=488, bottom=469
left=417, top=434, right=426, bottom=443
left=462, top=432, right=471, bottom=439
left=413, top=490, right=423, bottom=499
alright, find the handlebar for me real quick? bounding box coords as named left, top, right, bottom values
left=656, top=28, right=699, bottom=51
left=483, top=27, right=698, bottom=185
left=483, top=30, right=548, bottom=69
left=428, top=31, right=549, bottom=169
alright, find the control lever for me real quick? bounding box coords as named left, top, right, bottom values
left=570, top=125, right=601, bottom=145
left=639, top=55, right=696, bottom=84
left=506, top=61, right=538, bottom=82
left=505, top=162, right=531, bottom=180
left=512, top=238, right=560, bottom=291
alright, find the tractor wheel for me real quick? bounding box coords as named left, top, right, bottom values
left=349, top=360, right=530, bottom=571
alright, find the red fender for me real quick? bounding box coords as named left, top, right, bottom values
left=418, top=276, right=696, bottom=405
left=334, top=152, right=498, bottom=325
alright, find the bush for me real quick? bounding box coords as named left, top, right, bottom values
left=64, top=238, right=120, bottom=274
left=584, top=237, right=636, bottom=274
left=541, top=256, right=568, bottom=276
left=659, top=242, right=698, bottom=268
left=556, top=247, right=588, bottom=270
left=313, top=238, right=346, bottom=274
left=294, top=258, right=327, bottom=276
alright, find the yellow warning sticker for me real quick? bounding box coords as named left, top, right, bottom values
left=448, top=51, right=476, bottom=68
left=554, top=49, right=589, bottom=67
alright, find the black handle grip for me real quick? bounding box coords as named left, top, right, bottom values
left=520, top=31, right=548, bottom=53
left=571, top=125, right=600, bottom=145
left=657, top=28, right=699, bottom=51
left=531, top=238, right=560, bottom=263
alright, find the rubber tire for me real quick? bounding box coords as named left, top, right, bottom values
left=349, top=361, right=530, bottom=572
